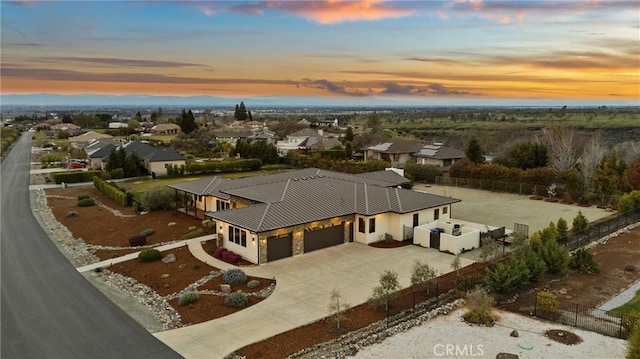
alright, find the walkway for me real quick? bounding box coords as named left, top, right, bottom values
left=598, top=279, right=640, bottom=313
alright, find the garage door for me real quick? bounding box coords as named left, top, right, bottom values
left=304, top=224, right=344, bottom=253
left=266, top=233, right=293, bottom=262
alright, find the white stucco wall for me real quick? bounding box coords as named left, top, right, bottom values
left=217, top=221, right=259, bottom=264
left=413, top=219, right=480, bottom=254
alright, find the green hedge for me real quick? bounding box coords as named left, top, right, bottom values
left=93, top=176, right=129, bottom=206
left=51, top=170, right=103, bottom=184
left=184, top=158, right=262, bottom=175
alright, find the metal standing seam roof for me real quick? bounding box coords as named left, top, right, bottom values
left=414, top=145, right=465, bottom=160
left=206, top=175, right=460, bottom=233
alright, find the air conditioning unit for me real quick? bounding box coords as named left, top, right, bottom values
left=452, top=224, right=461, bottom=236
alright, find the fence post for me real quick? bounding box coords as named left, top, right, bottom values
left=534, top=295, right=537, bottom=316
left=412, top=290, right=416, bottom=314
left=386, top=299, right=389, bottom=327
left=620, top=315, right=624, bottom=338
left=575, top=304, right=579, bottom=327
left=436, top=282, right=439, bottom=307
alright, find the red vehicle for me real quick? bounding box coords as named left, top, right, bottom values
left=68, top=161, right=86, bottom=169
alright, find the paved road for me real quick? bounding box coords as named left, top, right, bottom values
left=1, top=133, right=181, bottom=358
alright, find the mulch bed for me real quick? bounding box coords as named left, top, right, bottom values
left=545, top=329, right=582, bottom=345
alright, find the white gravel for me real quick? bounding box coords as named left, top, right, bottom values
left=350, top=309, right=627, bottom=359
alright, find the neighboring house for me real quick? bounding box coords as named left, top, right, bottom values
left=364, top=140, right=424, bottom=165
left=167, top=168, right=458, bottom=264
left=275, top=128, right=342, bottom=156
left=108, top=122, right=128, bottom=129
left=248, top=127, right=278, bottom=145
left=33, top=122, right=52, bottom=131
left=84, top=139, right=120, bottom=169
left=413, top=143, right=465, bottom=171
left=121, top=141, right=185, bottom=176
left=68, top=131, right=114, bottom=148
left=364, top=141, right=465, bottom=170
left=51, top=123, right=81, bottom=136
left=150, top=123, right=181, bottom=135
left=214, top=131, right=252, bottom=147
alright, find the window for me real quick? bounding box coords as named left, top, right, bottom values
left=216, top=199, right=230, bottom=211
left=443, top=206, right=448, bottom=215
left=434, top=208, right=440, bottom=221
left=358, top=218, right=365, bottom=233
left=228, top=225, right=247, bottom=247
left=413, top=213, right=419, bottom=227
left=369, top=218, right=376, bottom=233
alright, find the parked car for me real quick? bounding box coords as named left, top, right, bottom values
left=42, top=142, right=57, bottom=149
left=68, top=161, right=86, bottom=169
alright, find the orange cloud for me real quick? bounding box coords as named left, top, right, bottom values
left=232, top=0, right=415, bottom=24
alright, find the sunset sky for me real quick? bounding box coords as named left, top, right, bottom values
left=1, top=0, right=638, bottom=106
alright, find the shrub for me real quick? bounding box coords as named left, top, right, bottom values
left=182, top=229, right=204, bottom=240
left=77, top=195, right=91, bottom=200
left=622, top=310, right=640, bottom=333
left=569, top=248, right=600, bottom=274
left=224, top=292, right=248, bottom=308
left=223, top=268, right=247, bottom=285
left=191, top=263, right=201, bottom=270
left=536, top=237, right=570, bottom=274
left=132, top=202, right=140, bottom=213
left=52, top=170, right=102, bottom=184
left=516, top=245, right=547, bottom=282
left=463, top=287, right=495, bottom=326
left=556, top=217, right=568, bottom=241
left=625, top=264, right=637, bottom=272
left=138, top=249, right=162, bottom=262
left=140, top=228, right=155, bottom=237
left=65, top=211, right=79, bottom=218
left=572, top=210, right=589, bottom=232
left=222, top=250, right=241, bottom=264
left=628, top=320, right=640, bottom=359
left=140, top=185, right=175, bottom=211
left=456, top=275, right=483, bottom=293
left=368, top=270, right=400, bottom=311
left=214, top=247, right=228, bottom=258
left=178, top=292, right=199, bottom=306
left=485, top=258, right=529, bottom=294
left=536, top=291, right=558, bottom=314
left=129, top=234, right=147, bottom=247
left=77, top=198, right=95, bottom=207
left=247, top=280, right=261, bottom=289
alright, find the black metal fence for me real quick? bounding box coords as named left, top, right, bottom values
left=563, top=208, right=640, bottom=250
left=534, top=297, right=640, bottom=339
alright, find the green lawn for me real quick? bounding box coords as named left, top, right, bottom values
left=607, top=289, right=640, bottom=317
left=119, top=168, right=294, bottom=201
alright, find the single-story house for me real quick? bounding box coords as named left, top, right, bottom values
left=275, top=128, right=342, bottom=156
left=68, top=131, right=114, bottom=148
left=150, top=123, right=181, bottom=135
left=413, top=143, right=465, bottom=171
left=121, top=141, right=185, bottom=176
left=167, top=168, right=459, bottom=264
left=51, top=123, right=81, bottom=136
left=364, top=140, right=424, bottom=165
left=84, top=139, right=120, bottom=169
left=214, top=131, right=252, bottom=147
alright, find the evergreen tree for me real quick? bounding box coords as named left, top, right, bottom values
left=572, top=210, right=589, bottom=232
left=344, top=127, right=354, bottom=142
left=465, top=137, right=484, bottom=164
left=556, top=217, right=568, bottom=241
left=234, top=101, right=248, bottom=121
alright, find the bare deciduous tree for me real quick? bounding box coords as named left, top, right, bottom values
left=543, top=126, right=582, bottom=172
left=327, top=289, right=350, bottom=330
left=580, top=131, right=606, bottom=194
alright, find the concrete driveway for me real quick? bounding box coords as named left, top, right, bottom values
left=414, top=184, right=612, bottom=234
left=154, top=241, right=472, bottom=358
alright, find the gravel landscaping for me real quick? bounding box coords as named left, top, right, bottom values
left=350, top=309, right=627, bottom=359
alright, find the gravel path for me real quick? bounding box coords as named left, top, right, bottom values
left=350, top=309, right=626, bottom=359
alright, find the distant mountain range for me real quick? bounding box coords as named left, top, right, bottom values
left=0, top=93, right=634, bottom=108
left=1, top=94, right=415, bottom=108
